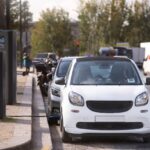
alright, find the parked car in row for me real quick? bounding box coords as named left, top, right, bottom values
left=33, top=52, right=58, bottom=97
left=32, top=52, right=49, bottom=65
left=56, top=56, right=150, bottom=143
left=47, top=57, right=77, bottom=118
left=32, top=52, right=57, bottom=66
left=99, top=46, right=145, bottom=69
left=99, top=47, right=133, bottom=59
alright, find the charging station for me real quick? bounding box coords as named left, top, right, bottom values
left=0, top=30, right=17, bottom=119
left=0, top=31, right=7, bottom=119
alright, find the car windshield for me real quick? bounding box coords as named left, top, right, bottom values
left=56, top=60, right=72, bottom=77
left=48, top=54, right=56, bottom=60
left=36, top=53, right=48, bottom=58
left=71, top=60, right=142, bottom=85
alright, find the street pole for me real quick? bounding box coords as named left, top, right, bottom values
left=0, top=51, right=5, bottom=119
left=20, top=0, right=23, bottom=68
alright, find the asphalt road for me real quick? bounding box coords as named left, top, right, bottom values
left=45, top=70, right=150, bottom=150
left=49, top=126, right=150, bottom=150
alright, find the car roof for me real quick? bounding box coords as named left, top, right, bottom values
left=75, top=56, right=130, bottom=62
left=60, top=56, right=80, bottom=61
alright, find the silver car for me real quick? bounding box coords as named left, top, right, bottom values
left=47, top=57, right=76, bottom=116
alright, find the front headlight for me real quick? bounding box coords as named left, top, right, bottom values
left=135, top=92, right=149, bottom=106
left=51, top=88, right=60, bottom=97
left=69, top=91, right=84, bottom=106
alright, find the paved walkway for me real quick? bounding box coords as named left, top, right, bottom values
left=31, top=78, right=52, bottom=150
left=0, top=68, right=32, bottom=150
left=0, top=68, right=52, bottom=150
left=0, top=75, right=27, bottom=143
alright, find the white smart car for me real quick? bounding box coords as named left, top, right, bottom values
left=56, top=56, right=150, bottom=142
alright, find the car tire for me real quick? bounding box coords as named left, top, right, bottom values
left=48, top=98, right=55, bottom=113
left=47, top=103, right=53, bottom=125
left=143, top=136, right=150, bottom=143
left=47, top=107, right=51, bottom=117
left=60, top=117, right=72, bottom=143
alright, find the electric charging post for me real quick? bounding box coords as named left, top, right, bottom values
left=0, top=31, right=7, bottom=119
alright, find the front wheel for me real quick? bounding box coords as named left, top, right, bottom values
left=60, top=117, right=72, bottom=143
left=143, top=136, right=150, bottom=143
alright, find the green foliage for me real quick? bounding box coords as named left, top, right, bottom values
left=0, top=0, right=6, bottom=29
left=110, top=0, right=127, bottom=44
left=78, top=0, right=150, bottom=54
left=125, top=0, right=150, bottom=46
left=21, top=1, right=32, bottom=30
left=79, top=0, right=100, bottom=54
left=9, top=0, right=32, bottom=30
left=9, top=0, right=20, bottom=29
left=31, top=8, right=72, bottom=57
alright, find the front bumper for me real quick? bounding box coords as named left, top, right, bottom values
left=63, top=105, right=150, bottom=135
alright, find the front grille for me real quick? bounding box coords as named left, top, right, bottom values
left=76, top=122, right=143, bottom=130
left=86, top=101, right=133, bottom=113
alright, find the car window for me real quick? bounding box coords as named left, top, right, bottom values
left=48, top=54, right=56, bottom=60
left=65, top=61, right=73, bottom=85
left=36, top=53, right=48, bottom=58
left=71, top=60, right=142, bottom=85
left=56, top=60, right=72, bottom=77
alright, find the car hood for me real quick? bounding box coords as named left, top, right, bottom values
left=69, top=85, right=147, bottom=101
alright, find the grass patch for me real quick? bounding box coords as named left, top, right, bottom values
left=0, top=117, right=16, bottom=123
left=17, top=92, right=24, bottom=95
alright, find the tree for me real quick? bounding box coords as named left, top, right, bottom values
left=125, top=0, right=150, bottom=46
left=0, top=0, right=6, bottom=29
left=9, top=0, right=20, bottom=29
left=6, top=0, right=32, bottom=30
left=31, top=8, right=72, bottom=57
left=109, top=0, right=128, bottom=44
left=78, top=0, right=150, bottom=52
left=79, top=0, right=101, bottom=54
left=96, top=1, right=112, bottom=47
left=79, top=0, right=121, bottom=54
left=21, top=0, right=32, bottom=30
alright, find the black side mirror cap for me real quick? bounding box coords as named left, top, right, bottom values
left=55, top=78, right=65, bottom=85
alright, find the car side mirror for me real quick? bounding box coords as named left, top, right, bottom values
left=55, top=77, right=65, bottom=85
left=146, top=77, right=150, bottom=85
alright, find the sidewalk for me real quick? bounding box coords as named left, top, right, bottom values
left=0, top=68, right=52, bottom=150
left=31, top=78, right=52, bottom=150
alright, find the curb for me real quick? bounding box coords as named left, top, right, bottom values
left=31, top=77, right=52, bottom=150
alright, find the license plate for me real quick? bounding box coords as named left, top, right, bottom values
left=95, top=115, right=125, bottom=122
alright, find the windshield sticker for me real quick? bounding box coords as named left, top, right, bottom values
left=127, top=78, right=135, bottom=83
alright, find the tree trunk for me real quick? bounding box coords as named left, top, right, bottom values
left=0, top=0, right=6, bottom=29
